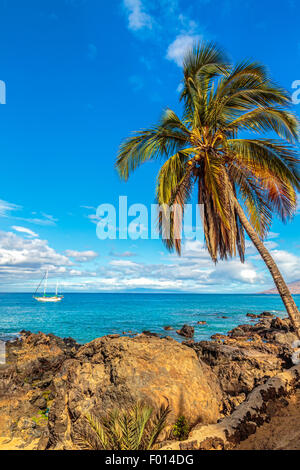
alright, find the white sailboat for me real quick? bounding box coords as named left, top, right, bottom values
left=33, top=271, right=63, bottom=302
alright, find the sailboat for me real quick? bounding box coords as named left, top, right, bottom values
left=33, top=271, right=63, bottom=302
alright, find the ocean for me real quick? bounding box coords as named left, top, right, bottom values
left=0, top=292, right=299, bottom=344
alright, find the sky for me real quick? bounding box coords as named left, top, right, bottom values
left=0, top=0, right=299, bottom=293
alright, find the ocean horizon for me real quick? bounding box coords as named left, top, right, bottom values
left=1, top=292, right=299, bottom=344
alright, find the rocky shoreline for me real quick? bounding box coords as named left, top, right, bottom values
left=0, top=312, right=299, bottom=450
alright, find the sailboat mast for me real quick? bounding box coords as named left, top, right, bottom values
left=44, top=270, right=48, bottom=296
left=33, top=270, right=63, bottom=302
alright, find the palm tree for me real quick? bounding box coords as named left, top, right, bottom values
left=116, top=42, right=300, bottom=337
left=75, top=402, right=170, bottom=450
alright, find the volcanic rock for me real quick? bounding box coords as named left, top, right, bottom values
left=0, top=331, right=79, bottom=449
left=47, top=334, right=223, bottom=449
left=176, top=325, right=194, bottom=338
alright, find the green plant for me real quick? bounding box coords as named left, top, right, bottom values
left=31, top=410, right=48, bottom=426
left=75, top=401, right=171, bottom=450
left=173, top=416, right=190, bottom=441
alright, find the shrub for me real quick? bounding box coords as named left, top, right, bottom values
left=75, top=401, right=171, bottom=450
left=172, top=416, right=190, bottom=441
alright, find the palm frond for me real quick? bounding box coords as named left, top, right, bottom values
left=145, top=402, right=171, bottom=450
left=75, top=402, right=170, bottom=451
left=228, top=138, right=300, bottom=188
left=227, top=107, right=299, bottom=143
left=181, top=41, right=230, bottom=123
left=157, top=159, right=195, bottom=254
left=115, top=40, right=300, bottom=262
left=228, top=162, right=272, bottom=238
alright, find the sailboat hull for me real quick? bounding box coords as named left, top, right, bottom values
left=33, top=296, right=63, bottom=303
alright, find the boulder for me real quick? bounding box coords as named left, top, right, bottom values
left=270, top=317, right=290, bottom=332
left=211, top=333, right=228, bottom=341
left=261, top=311, right=274, bottom=317
left=0, top=332, right=79, bottom=449
left=246, top=313, right=259, bottom=318
left=246, top=312, right=274, bottom=319
left=47, top=334, right=224, bottom=449
left=141, top=330, right=159, bottom=337
left=176, top=325, right=194, bottom=338
left=1, top=315, right=298, bottom=450
left=189, top=334, right=291, bottom=410
left=161, top=364, right=300, bottom=450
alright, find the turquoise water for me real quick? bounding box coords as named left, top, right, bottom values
left=0, top=293, right=299, bottom=344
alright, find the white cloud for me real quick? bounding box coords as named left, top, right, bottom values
left=87, top=213, right=100, bottom=224
left=0, top=199, right=21, bottom=217
left=166, top=34, right=201, bottom=66
left=122, top=0, right=206, bottom=74
left=11, top=226, right=38, bottom=238
left=271, top=250, right=300, bottom=281
left=57, top=275, right=184, bottom=292
left=0, top=231, right=103, bottom=291
left=0, top=231, right=71, bottom=274
left=210, top=260, right=261, bottom=285
left=122, top=276, right=183, bottom=289
left=264, top=240, right=279, bottom=250
left=80, top=205, right=97, bottom=210
left=95, top=239, right=264, bottom=292
left=110, top=259, right=139, bottom=268
left=247, top=243, right=300, bottom=285
left=267, top=232, right=280, bottom=239
left=170, top=240, right=262, bottom=286
left=69, top=269, right=84, bottom=276
left=0, top=199, right=57, bottom=226
left=109, top=250, right=136, bottom=258
left=65, top=249, right=99, bottom=262
left=38, top=213, right=58, bottom=225
left=0, top=225, right=298, bottom=293
left=123, top=0, right=153, bottom=31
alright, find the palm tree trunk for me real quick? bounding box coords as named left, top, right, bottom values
left=234, top=198, right=300, bottom=338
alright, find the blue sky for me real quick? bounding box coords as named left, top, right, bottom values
left=0, top=0, right=299, bottom=293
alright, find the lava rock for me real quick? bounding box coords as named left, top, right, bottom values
left=260, top=312, right=274, bottom=318
left=47, top=334, right=223, bottom=449
left=176, top=325, right=195, bottom=338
